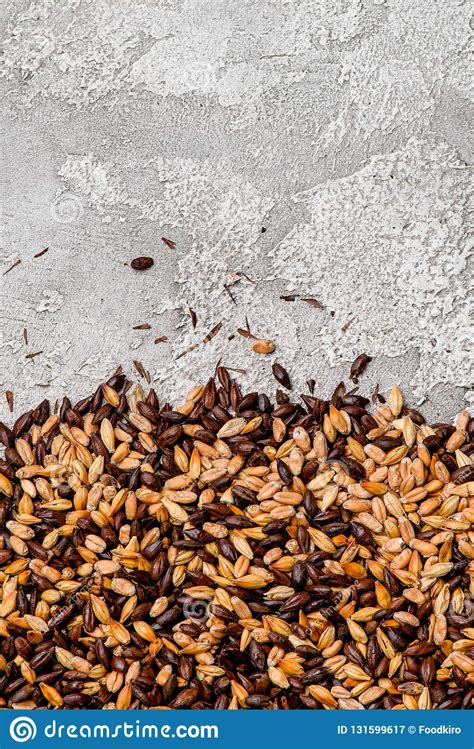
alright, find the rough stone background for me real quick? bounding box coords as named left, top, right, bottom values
left=1, top=0, right=472, bottom=425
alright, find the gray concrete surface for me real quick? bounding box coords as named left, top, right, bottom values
left=1, top=0, right=472, bottom=425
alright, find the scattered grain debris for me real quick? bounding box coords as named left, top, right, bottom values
left=175, top=343, right=199, bottom=360
left=131, top=256, right=154, bottom=270
left=302, top=297, right=325, bottom=309
left=307, top=378, right=316, bottom=394
left=349, top=353, right=372, bottom=382
left=4, top=391, right=13, bottom=412
left=223, top=284, right=236, bottom=304
left=2, top=259, right=21, bottom=276
left=0, top=367, right=472, bottom=711
left=203, top=322, right=222, bottom=344
left=133, top=360, right=146, bottom=378
left=272, top=361, right=292, bottom=389
left=241, top=273, right=255, bottom=284
left=252, top=338, right=276, bottom=354
left=371, top=383, right=386, bottom=404
left=189, top=307, right=197, bottom=328
left=33, top=247, right=49, bottom=258
left=280, top=295, right=324, bottom=309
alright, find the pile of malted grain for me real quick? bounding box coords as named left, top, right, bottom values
left=0, top=366, right=472, bottom=710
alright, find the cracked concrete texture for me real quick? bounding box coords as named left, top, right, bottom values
left=1, top=0, right=472, bottom=425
